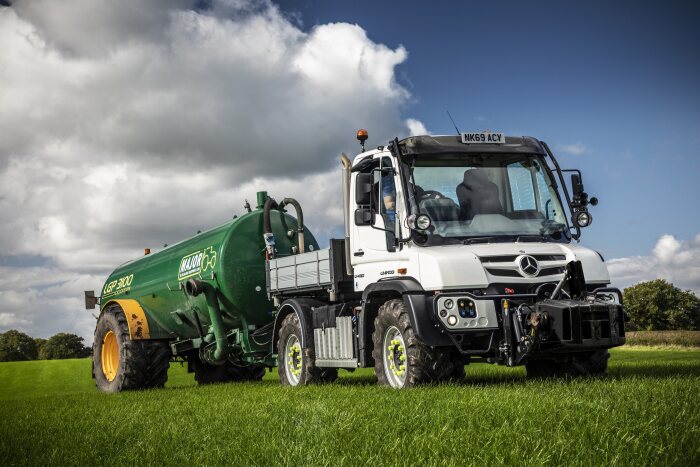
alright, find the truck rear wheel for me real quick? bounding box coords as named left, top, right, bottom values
left=93, top=304, right=171, bottom=392
left=526, top=349, right=610, bottom=378
left=372, top=299, right=456, bottom=388
left=277, top=313, right=333, bottom=386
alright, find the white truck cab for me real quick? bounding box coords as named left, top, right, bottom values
left=269, top=132, right=625, bottom=388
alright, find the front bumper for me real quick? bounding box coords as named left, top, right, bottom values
left=403, top=288, right=626, bottom=364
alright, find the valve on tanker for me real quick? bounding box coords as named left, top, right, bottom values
left=264, top=232, right=276, bottom=260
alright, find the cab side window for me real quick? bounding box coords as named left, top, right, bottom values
left=380, top=157, right=396, bottom=224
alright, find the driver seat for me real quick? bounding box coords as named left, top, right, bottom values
left=456, top=169, right=503, bottom=220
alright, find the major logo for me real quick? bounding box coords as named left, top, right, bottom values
left=178, top=246, right=217, bottom=280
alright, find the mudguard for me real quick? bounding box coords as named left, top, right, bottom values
left=272, top=298, right=326, bottom=348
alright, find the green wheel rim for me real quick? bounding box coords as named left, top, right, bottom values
left=383, top=326, right=407, bottom=388
left=284, top=334, right=303, bottom=386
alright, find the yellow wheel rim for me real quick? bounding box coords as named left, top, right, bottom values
left=101, top=330, right=119, bottom=382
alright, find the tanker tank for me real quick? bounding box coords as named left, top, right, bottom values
left=89, top=191, right=319, bottom=391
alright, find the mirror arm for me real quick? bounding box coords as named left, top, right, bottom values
left=541, top=141, right=581, bottom=240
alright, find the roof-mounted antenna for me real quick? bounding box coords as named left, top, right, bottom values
left=446, top=110, right=461, bottom=135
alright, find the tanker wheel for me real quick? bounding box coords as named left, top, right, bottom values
left=372, top=299, right=456, bottom=388
left=277, top=313, right=332, bottom=386
left=93, top=304, right=171, bottom=393
left=526, top=349, right=610, bottom=378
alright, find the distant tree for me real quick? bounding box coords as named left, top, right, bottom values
left=0, top=330, right=39, bottom=361
left=624, top=280, right=700, bottom=331
left=34, top=337, right=47, bottom=358
left=38, top=333, right=91, bottom=360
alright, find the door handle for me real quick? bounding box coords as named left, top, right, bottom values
left=353, top=251, right=364, bottom=257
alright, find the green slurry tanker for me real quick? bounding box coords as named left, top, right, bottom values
left=87, top=130, right=626, bottom=391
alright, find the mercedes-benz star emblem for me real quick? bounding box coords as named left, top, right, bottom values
left=517, top=255, right=540, bottom=277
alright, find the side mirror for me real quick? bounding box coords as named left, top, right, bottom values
left=571, top=173, right=584, bottom=202
left=354, top=208, right=373, bottom=226
left=355, top=173, right=372, bottom=206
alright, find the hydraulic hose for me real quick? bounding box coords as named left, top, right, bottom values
left=263, top=197, right=279, bottom=259
left=279, top=197, right=305, bottom=254
left=185, top=279, right=227, bottom=365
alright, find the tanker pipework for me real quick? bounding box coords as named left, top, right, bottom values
left=340, top=153, right=353, bottom=276
left=279, top=198, right=305, bottom=254
left=185, top=279, right=228, bottom=365
left=263, top=197, right=279, bottom=259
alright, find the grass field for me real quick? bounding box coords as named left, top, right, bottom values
left=1, top=347, right=699, bottom=466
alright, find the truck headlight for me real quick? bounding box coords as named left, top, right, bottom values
left=576, top=211, right=592, bottom=227
left=415, top=214, right=432, bottom=231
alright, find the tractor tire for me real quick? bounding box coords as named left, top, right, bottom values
left=192, top=359, right=266, bottom=384
left=277, top=313, right=330, bottom=386
left=372, top=299, right=456, bottom=388
left=526, top=349, right=610, bottom=378
left=447, top=351, right=467, bottom=382
left=93, top=303, right=171, bottom=393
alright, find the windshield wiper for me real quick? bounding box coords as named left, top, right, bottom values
left=516, top=235, right=552, bottom=243
left=462, top=237, right=497, bottom=245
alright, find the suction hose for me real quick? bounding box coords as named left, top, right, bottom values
left=263, top=198, right=279, bottom=259
left=279, top=198, right=305, bottom=254
left=185, top=279, right=227, bottom=365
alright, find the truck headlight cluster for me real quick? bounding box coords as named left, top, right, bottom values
left=435, top=296, right=498, bottom=330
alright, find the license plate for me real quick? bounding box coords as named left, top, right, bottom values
left=461, top=132, right=505, bottom=144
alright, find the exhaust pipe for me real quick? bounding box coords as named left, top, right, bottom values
left=340, top=153, right=353, bottom=276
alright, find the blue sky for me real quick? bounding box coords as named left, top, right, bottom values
left=277, top=0, right=700, bottom=259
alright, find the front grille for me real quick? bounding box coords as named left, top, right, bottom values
left=486, top=268, right=521, bottom=277
left=480, top=255, right=517, bottom=263
left=539, top=267, right=565, bottom=276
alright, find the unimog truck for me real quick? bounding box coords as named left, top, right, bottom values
left=86, top=130, right=625, bottom=391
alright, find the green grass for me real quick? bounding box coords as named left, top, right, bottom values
left=626, top=330, right=700, bottom=347
left=1, top=348, right=699, bottom=466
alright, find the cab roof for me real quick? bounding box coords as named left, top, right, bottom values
left=397, top=135, right=545, bottom=157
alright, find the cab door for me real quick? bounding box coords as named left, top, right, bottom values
left=350, top=155, right=406, bottom=291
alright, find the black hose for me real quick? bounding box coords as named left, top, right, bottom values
left=279, top=197, right=305, bottom=253
left=263, top=197, right=278, bottom=234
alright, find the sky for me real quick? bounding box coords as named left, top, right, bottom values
left=0, top=0, right=698, bottom=341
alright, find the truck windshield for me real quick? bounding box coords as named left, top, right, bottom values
left=408, top=153, right=569, bottom=244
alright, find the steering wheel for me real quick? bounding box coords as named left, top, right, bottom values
left=417, top=190, right=443, bottom=201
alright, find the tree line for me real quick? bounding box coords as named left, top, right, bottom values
left=0, top=330, right=91, bottom=362
left=0, top=279, right=697, bottom=362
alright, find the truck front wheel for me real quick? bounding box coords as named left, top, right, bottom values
left=93, top=304, right=171, bottom=392
left=372, top=299, right=456, bottom=388
left=526, top=349, right=610, bottom=378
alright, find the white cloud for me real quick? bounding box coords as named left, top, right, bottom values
left=608, top=234, right=700, bottom=294
left=556, top=142, right=587, bottom=156
left=405, top=118, right=429, bottom=136
left=0, top=0, right=425, bottom=341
